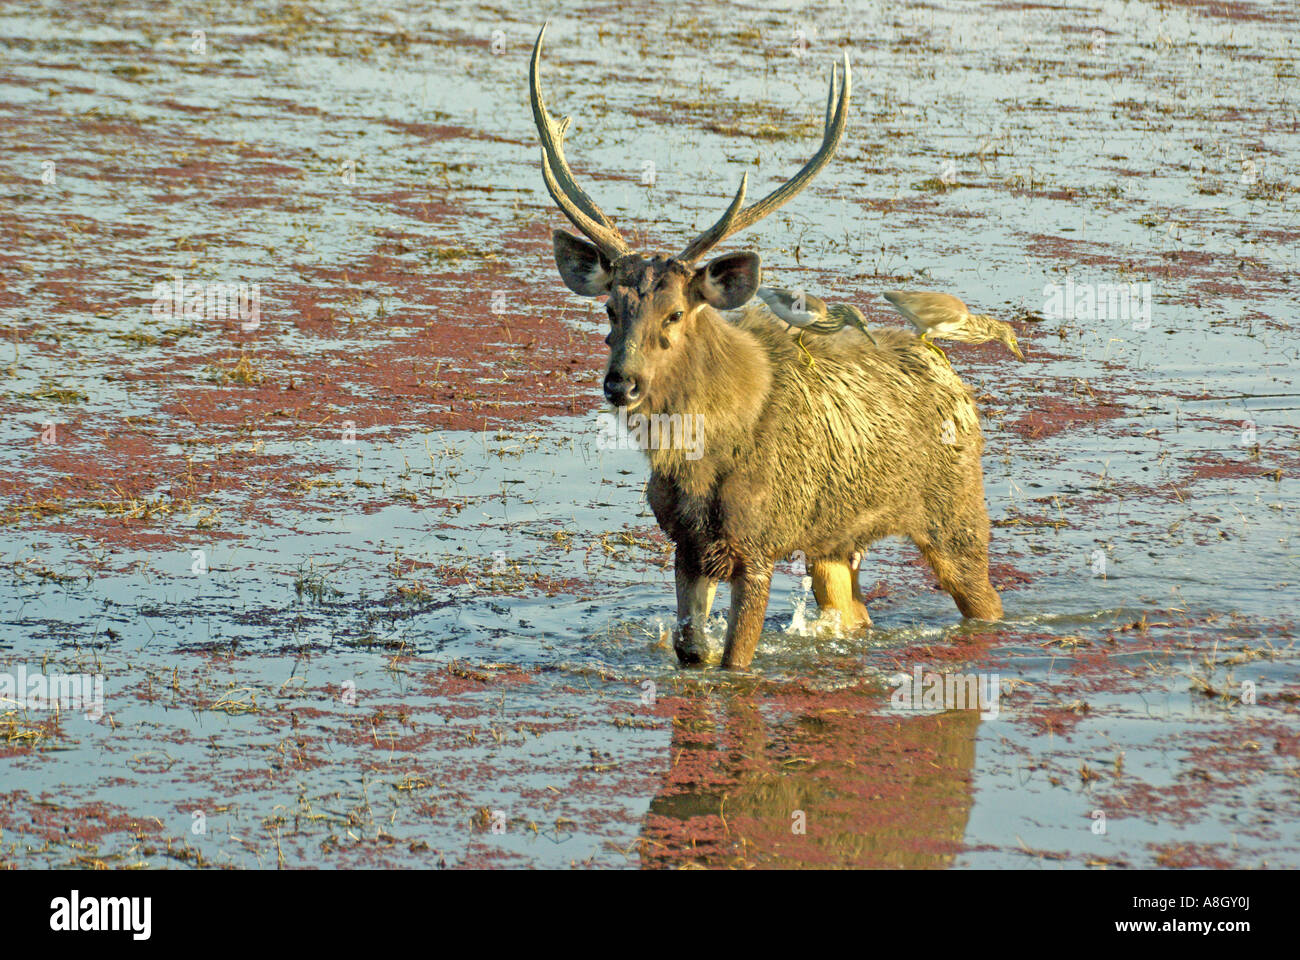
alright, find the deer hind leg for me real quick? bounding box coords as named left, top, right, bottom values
left=810, top=558, right=871, bottom=630
left=912, top=529, right=1003, bottom=622
left=850, top=552, right=873, bottom=620
left=673, top=548, right=718, bottom=664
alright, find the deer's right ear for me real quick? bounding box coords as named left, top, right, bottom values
left=553, top=230, right=613, bottom=297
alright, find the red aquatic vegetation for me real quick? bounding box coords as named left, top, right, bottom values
left=1003, top=392, right=1127, bottom=440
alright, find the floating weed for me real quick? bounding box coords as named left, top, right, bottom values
left=0, top=499, right=67, bottom=525
left=421, top=245, right=498, bottom=264
left=1245, top=179, right=1294, bottom=201
left=913, top=176, right=959, bottom=193
left=1187, top=672, right=1242, bottom=705
left=0, top=710, right=49, bottom=746
left=109, top=330, right=163, bottom=347
left=110, top=64, right=150, bottom=80
left=704, top=121, right=805, bottom=141
left=212, top=685, right=259, bottom=716
left=288, top=476, right=344, bottom=496
left=205, top=351, right=266, bottom=386
left=294, top=562, right=342, bottom=603
left=395, top=581, right=432, bottom=603
left=31, top=385, right=88, bottom=403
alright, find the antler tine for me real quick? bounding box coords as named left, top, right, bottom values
left=826, top=61, right=837, bottom=130
left=677, top=174, right=748, bottom=263
left=730, top=52, right=850, bottom=238
left=530, top=24, right=627, bottom=258
left=679, top=52, right=851, bottom=263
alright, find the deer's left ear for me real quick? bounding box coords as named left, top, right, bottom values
left=692, top=252, right=761, bottom=310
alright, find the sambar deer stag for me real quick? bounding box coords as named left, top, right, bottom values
left=530, top=26, right=1003, bottom=669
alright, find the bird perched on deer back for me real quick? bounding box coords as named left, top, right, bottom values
left=881, top=291, right=1024, bottom=360
left=757, top=286, right=878, bottom=345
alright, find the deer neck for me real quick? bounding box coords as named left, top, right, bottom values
left=644, top=307, right=771, bottom=489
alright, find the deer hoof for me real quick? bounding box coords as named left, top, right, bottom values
left=674, top=642, right=708, bottom=665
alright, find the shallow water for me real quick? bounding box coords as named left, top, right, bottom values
left=0, top=0, right=1296, bottom=868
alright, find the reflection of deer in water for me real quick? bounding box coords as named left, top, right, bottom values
left=640, top=682, right=979, bottom=868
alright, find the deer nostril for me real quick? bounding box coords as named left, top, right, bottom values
left=603, top=373, right=641, bottom=406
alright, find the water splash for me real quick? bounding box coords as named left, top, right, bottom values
left=785, top=574, right=814, bottom=636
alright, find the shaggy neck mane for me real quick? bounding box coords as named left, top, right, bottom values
left=644, top=306, right=771, bottom=483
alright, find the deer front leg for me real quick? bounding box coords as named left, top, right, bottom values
left=673, top=547, right=717, bottom=665
left=721, top=559, right=774, bottom=670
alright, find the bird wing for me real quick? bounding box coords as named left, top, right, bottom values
left=758, top=286, right=830, bottom=329
left=881, top=291, right=968, bottom=335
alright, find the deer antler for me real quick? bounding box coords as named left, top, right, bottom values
left=679, top=54, right=851, bottom=263
left=531, top=26, right=849, bottom=265
left=531, top=24, right=629, bottom=260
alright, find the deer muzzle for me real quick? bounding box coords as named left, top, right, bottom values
left=603, top=342, right=645, bottom=407
left=602, top=370, right=642, bottom=407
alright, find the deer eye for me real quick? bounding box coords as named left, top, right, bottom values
left=665, top=310, right=683, bottom=325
